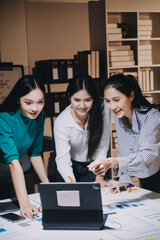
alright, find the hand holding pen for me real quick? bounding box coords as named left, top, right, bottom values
left=109, top=183, right=134, bottom=194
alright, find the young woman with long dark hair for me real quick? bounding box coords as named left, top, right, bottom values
left=54, top=75, right=111, bottom=187
left=0, top=75, right=49, bottom=218
left=89, top=73, right=160, bottom=193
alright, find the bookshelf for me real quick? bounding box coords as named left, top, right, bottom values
left=106, top=11, right=160, bottom=90
left=104, top=6, right=160, bottom=185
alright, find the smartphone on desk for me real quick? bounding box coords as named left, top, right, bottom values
left=0, top=212, right=26, bottom=222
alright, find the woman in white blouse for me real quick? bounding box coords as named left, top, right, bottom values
left=89, top=74, right=160, bottom=193
left=54, top=75, right=111, bottom=187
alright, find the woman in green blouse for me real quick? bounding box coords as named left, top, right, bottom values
left=0, top=75, right=49, bottom=218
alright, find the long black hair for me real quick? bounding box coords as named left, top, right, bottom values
left=0, top=75, right=45, bottom=113
left=67, top=75, right=104, bottom=161
left=104, top=73, right=160, bottom=113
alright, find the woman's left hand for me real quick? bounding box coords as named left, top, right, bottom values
left=88, top=158, right=117, bottom=175
left=109, top=182, right=132, bottom=194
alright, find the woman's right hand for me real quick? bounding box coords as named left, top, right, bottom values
left=88, top=158, right=117, bottom=175
left=9, top=160, right=41, bottom=219
left=20, top=203, right=41, bottom=219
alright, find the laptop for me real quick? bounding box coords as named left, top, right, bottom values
left=39, top=182, right=106, bottom=230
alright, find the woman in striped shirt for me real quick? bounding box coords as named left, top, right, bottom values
left=89, top=74, right=160, bottom=193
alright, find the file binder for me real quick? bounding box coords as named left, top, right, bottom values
left=66, top=59, right=74, bottom=80
left=58, top=60, right=67, bottom=80
left=44, top=92, right=69, bottom=117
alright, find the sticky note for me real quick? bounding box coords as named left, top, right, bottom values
left=145, top=237, right=157, bottom=240
left=130, top=187, right=142, bottom=193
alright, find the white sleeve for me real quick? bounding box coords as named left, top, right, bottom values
left=54, top=119, right=76, bottom=182
left=94, top=103, right=110, bottom=159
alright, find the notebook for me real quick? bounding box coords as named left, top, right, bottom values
left=39, top=182, right=106, bottom=230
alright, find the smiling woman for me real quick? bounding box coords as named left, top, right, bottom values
left=104, top=86, right=134, bottom=125
left=54, top=75, right=111, bottom=188
left=70, top=88, right=93, bottom=130
left=0, top=75, right=49, bottom=218
left=88, top=73, right=160, bottom=193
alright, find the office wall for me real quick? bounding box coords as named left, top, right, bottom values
left=0, top=0, right=29, bottom=74
left=0, top=0, right=90, bottom=74
left=2, top=0, right=160, bottom=74
left=26, top=2, right=90, bottom=73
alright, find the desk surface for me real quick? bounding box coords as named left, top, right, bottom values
left=0, top=181, right=160, bottom=240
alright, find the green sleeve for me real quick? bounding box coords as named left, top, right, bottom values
left=0, top=118, right=20, bottom=164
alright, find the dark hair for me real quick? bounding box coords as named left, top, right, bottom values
left=67, top=75, right=104, bottom=161
left=0, top=75, right=45, bottom=112
left=104, top=73, right=160, bottom=112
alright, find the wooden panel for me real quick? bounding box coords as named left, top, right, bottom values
left=107, top=0, right=160, bottom=12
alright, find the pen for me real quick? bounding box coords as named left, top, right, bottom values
left=110, top=184, right=134, bottom=190
left=119, top=184, right=134, bottom=190
left=68, top=176, right=75, bottom=183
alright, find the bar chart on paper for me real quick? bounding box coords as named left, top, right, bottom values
left=101, top=186, right=160, bottom=240
left=106, top=207, right=160, bottom=239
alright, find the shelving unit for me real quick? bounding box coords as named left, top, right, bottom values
left=106, top=10, right=160, bottom=157
left=104, top=6, right=160, bottom=185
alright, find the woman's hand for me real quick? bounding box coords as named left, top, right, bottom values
left=95, top=175, right=114, bottom=188
left=109, top=182, right=132, bottom=194
left=9, top=160, right=42, bottom=219
left=88, top=158, right=117, bottom=175
left=20, top=203, right=41, bottom=219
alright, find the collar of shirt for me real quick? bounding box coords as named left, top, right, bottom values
left=118, top=109, right=140, bottom=134
left=65, top=105, right=89, bottom=131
